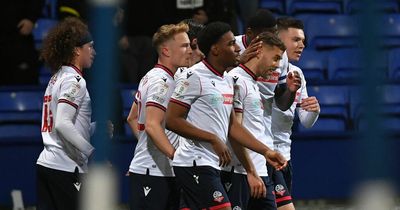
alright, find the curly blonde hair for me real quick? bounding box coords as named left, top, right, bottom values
left=40, top=17, right=90, bottom=74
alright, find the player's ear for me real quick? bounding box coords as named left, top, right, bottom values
left=73, top=47, right=81, bottom=57
left=161, top=44, right=170, bottom=57
left=211, top=44, right=218, bottom=56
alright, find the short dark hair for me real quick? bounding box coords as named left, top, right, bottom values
left=247, top=9, right=276, bottom=31
left=277, top=17, right=304, bottom=31
left=258, top=32, right=286, bottom=52
left=197, top=21, right=231, bottom=57
left=180, top=19, right=205, bottom=42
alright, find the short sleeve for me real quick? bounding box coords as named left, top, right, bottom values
left=145, top=77, right=174, bottom=112
left=278, top=51, right=289, bottom=85
left=231, top=75, right=247, bottom=113
left=58, top=75, right=87, bottom=109
left=170, top=70, right=200, bottom=109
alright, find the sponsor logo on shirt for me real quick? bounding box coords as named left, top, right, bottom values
left=222, top=94, right=233, bottom=104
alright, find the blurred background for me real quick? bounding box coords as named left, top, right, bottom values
left=0, top=0, right=399, bottom=209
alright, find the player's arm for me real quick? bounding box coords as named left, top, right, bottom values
left=55, top=102, right=94, bottom=158
left=274, top=71, right=302, bottom=111
left=297, top=81, right=320, bottom=128
left=145, top=105, right=175, bottom=159
left=166, top=101, right=231, bottom=166
left=228, top=110, right=286, bottom=170
left=127, top=102, right=139, bottom=139
left=230, top=112, right=266, bottom=198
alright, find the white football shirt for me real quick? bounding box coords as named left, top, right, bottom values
left=271, top=64, right=319, bottom=160
left=235, top=34, right=289, bottom=157
left=37, top=65, right=93, bottom=173
left=171, top=60, right=234, bottom=170
left=129, top=64, right=178, bottom=177
left=224, top=64, right=271, bottom=176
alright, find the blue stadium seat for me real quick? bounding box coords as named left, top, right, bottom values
left=345, top=0, right=399, bottom=14
left=0, top=91, right=42, bottom=116
left=259, top=0, right=285, bottom=14
left=380, top=14, right=400, bottom=48
left=120, top=87, right=137, bottom=118
left=39, top=66, right=52, bottom=85
left=297, top=118, right=346, bottom=132
left=305, top=15, right=358, bottom=50
left=0, top=90, right=43, bottom=139
left=292, top=49, right=328, bottom=81
left=300, top=85, right=350, bottom=132
left=388, top=48, right=400, bottom=80
left=327, top=48, right=361, bottom=81
left=287, top=0, right=343, bottom=15
left=382, top=84, right=400, bottom=115
left=308, top=85, right=349, bottom=118
left=32, top=18, right=58, bottom=49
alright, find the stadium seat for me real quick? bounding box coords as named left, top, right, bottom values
left=120, top=87, right=137, bottom=118
left=39, top=65, right=52, bottom=85
left=382, top=84, right=400, bottom=115
left=380, top=14, right=400, bottom=48
left=345, top=0, right=399, bottom=14
left=300, top=85, right=350, bottom=132
left=327, top=48, right=361, bottom=81
left=305, top=15, right=358, bottom=50
left=32, top=18, right=58, bottom=49
left=292, top=49, right=328, bottom=81
left=388, top=48, right=400, bottom=80
left=0, top=90, right=43, bottom=139
left=259, top=0, right=285, bottom=14
left=286, top=0, right=343, bottom=15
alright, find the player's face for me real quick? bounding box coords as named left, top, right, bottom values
left=216, top=31, right=241, bottom=69
left=170, top=32, right=192, bottom=68
left=258, top=45, right=283, bottom=79
left=189, top=38, right=205, bottom=66
left=279, top=28, right=305, bottom=62
left=79, top=41, right=96, bottom=69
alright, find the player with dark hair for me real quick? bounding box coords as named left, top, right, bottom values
left=166, top=21, right=286, bottom=210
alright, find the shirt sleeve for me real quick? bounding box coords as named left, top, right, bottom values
left=170, top=70, right=201, bottom=109
left=296, top=70, right=319, bottom=128
left=58, top=75, right=87, bottom=109
left=232, top=75, right=247, bottom=113
left=277, top=51, right=289, bottom=85
left=145, top=77, right=175, bottom=112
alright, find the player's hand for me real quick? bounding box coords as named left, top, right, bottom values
left=17, top=19, right=34, bottom=35
left=300, top=96, right=320, bottom=113
left=210, top=136, right=231, bottom=167
left=264, top=150, right=287, bottom=171
left=239, top=37, right=263, bottom=64
left=286, top=71, right=301, bottom=93
left=247, top=172, right=266, bottom=198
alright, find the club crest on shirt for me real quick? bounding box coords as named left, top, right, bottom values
left=213, top=191, right=224, bottom=203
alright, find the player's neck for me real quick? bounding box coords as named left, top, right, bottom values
left=157, top=60, right=177, bottom=74
left=244, top=58, right=259, bottom=77
left=207, top=57, right=227, bottom=75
